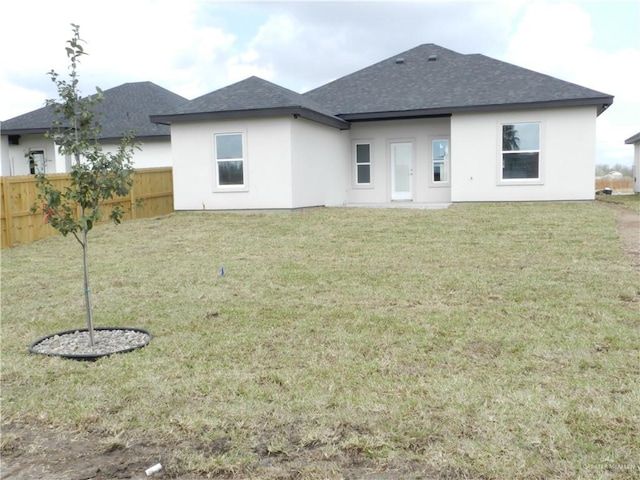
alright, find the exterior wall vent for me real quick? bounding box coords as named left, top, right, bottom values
left=428, top=54, right=438, bottom=61
left=395, top=57, right=405, bottom=64
left=8, top=135, right=20, bottom=145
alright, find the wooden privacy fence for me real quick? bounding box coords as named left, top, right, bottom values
left=595, top=176, right=634, bottom=192
left=1, top=167, right=173, bottom=248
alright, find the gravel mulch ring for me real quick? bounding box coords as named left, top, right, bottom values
left=29, top=327, right=152, bottom=360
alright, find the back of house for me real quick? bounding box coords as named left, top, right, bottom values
left=151, top=43, right=613, bottom=210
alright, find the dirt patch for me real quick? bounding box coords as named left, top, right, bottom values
left=1, top=423, right=447, bottom=480
left=602, top=202, right=640, bottom=274
left=0, top=423, right=182, bottom=480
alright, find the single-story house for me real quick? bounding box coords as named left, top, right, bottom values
left=0, top=82, right=188, bottom=176
left=151, top=43, right=613, bottom=210
left=625, top=132, right=640, bottom=193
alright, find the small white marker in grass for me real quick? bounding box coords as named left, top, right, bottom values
left=145, top=463, right=162, bottom=476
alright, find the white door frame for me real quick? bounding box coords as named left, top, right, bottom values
left=390, top=141, right=413, bottom=201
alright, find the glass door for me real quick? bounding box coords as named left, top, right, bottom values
left=391, top=142, right=413, bottom=200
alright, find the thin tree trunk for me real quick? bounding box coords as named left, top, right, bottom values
left=82, top=225, right=95, bottom=346
left=74, top=149, right=94, bottom=346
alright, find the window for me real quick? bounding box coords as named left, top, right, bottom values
left=28, top=150, right=46, bottom=174
left=501, top=123, right=540, bottom=180
left=215, top=133, right=244, bottom=187
left=355, top=142, right=371, bottom=185
left=432, top=139, right=449, bottom=183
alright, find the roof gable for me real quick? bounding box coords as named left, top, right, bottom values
left=304, top=44, right=613, bottom=119
left=1, top=82, right=188, bottom=139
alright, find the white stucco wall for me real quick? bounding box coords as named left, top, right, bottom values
left=172, top=117, right=295, bottom=210
left=291, top=117, right=350, bottom=208
left=347, top=118, right=451, bottom=204
left=2, top=135, right=65, bottom=175
left=0, top=134, right=172, bottom=176
left=100, top=138, right=173, bottom=169
left=450, top=106, right=598, bottom=202
left=0, top=134, right=9, bottom=176
left=170, top=106, right=602, bottom=210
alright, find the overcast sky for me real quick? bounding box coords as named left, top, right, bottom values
left=1, top=0, right=638, bottom=166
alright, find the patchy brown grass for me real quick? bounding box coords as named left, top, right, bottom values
left=1, top=203, right=639, bottom=479
left=596, top=192, right=640, bottom=213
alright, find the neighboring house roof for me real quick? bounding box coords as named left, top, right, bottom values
left=304, top=44, right=614, bottom=120
left=150, top=76, right=350, bottom=130
left=1, top=82, right=188, bottom=140
left=624, top=132, right=640, bottom=144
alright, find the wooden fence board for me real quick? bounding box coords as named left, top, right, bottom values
left=0, top=168, right=173, bottom=248
left=595, top=177, right=633, bottom=192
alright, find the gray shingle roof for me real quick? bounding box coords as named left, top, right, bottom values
left=304, top=44, right=613, bottom=119
left=1, top=82, right=188, bottom=139
left=150, top=76, right=349, bottom=129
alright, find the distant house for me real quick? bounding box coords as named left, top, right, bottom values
left=625, top=132, right=640, bottom=193
left=152, top=44, right=614, bottom=210
left=0, top=82, right=188, bottom=176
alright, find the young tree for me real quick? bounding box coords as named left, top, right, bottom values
left=33, top=24, right=139, bottom=346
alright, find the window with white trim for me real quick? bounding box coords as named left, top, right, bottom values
left=501, top=123, right=540, bottom=180
left=214, top=133, right=244, bottom=187
left=354, top=142, right=372, bottom=185
left=28, top=150, right=46, bottom=174
left=432, top=139, right=449, bottom=183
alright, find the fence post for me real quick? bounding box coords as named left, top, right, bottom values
left=1, top=176, right=14, bottom=248
left=130, top=171, right=137, bottom=220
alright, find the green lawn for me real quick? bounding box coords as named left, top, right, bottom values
left=1, top=202, right=639, bottom=479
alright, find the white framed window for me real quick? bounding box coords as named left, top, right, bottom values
left=501, top=123, right=541, bottom=181
left=354, top=141, right=372, bottom=186
left=214, top=133, right=245, bottom=188
left=28, top=150, right=46, bottom=174
left=431, top=139, right=449, bottom=184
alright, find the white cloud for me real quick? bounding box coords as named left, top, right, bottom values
left=585, top=47, right=640, bottom=165
left=504, top=0, right=639, bottom=165
left=254, top=13, right=302, bottom=45
left=223, top=13, right=305, bottom=85
left=0, top=84, right=51, bottom=120
left=0, top=0, right=236, bottom=115
left=506, top=2, right=594, bottom=73
left=222, top=1, right=522, bottom=93
left=167, top=26, right=237, bottom=99
left=226, top=49, right=275, bottom=84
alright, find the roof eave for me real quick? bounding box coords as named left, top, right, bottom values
left=0, top=127, right=51, bottom=136
left=98, top=134, right=171, bottom=142
left=465, top=97, right=614, bottom=116
left=296, top=107, right=351, bottom=130
left=340, top=97, right=615, bottom=121
left=0, top=128, right=169, bottom=143
left=340, top=110, right=452, bottom=121
left=151, top=106, right=350, bottom=130
left=624, top=132, right=640, bottom=144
